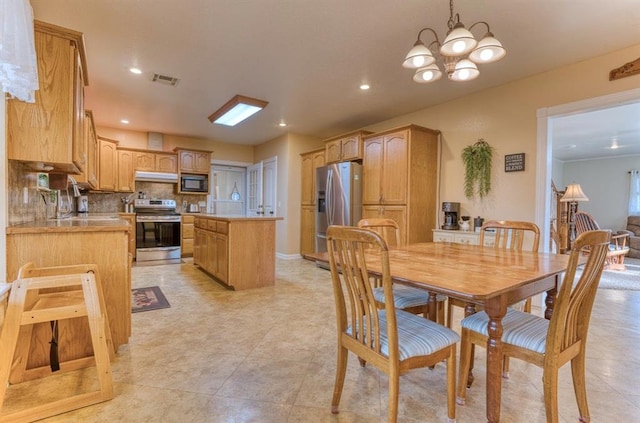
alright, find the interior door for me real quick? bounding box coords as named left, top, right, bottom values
left=262, top=158, right=277, bottom=216
left=247, top=162, right=263, bottom=216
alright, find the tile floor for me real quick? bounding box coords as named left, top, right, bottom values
left=3, top=258, right=640, bottom=422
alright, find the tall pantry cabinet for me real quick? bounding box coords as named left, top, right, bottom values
left=362, top=125, right=440, bottom=245
left=299, top=148, right=325, bottom=256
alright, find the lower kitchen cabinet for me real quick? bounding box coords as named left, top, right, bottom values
left=6, top=222, right=131, bottom=379
left=181, top=214, right=195, bottom=257
left=362, top=205, right=407, bottom=245
left=119, top=212, right=136, bottom=259
left=193, top=215, right=281, bottom=290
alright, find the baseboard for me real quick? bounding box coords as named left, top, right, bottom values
left=276, top=252, right=302, bottom=260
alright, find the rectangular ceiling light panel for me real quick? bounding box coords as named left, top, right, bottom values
left=208, top=95, right=269, bottom=126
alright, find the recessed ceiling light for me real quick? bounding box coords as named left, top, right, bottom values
left=129, top=67, right=142, bottom=74
left=278, top=120, right=287, bottom=127
left=208, top=95, right=269, bottom=126
left=120, top=119, right=129, bottom=124
left=359, top=84, right=370, bottom=90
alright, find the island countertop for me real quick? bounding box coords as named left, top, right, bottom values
left=182, top=213, right=283, bottom=222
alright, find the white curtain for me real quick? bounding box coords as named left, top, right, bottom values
left=0, top=0, right=38, bottom=102
left=630, top=170, right=640, bottom=216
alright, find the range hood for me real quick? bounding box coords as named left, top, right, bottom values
left=134, top=171, right=179, bottom=183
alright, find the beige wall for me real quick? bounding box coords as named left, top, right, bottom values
left=361, top=44, right=640, bottom=227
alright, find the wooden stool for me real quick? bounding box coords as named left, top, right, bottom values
left=0, top=263, right=114, bottom=422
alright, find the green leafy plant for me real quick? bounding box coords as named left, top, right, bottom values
left=462, top=139, right=494, bottom=199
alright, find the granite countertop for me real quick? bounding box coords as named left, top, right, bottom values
left=185, top=213, right=283, bottom=221
left=7, top=214, right=132, bottom=234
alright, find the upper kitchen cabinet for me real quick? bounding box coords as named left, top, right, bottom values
left=174, top=148, right=212, bottom=174
left=324, top=130, right=373, bottom=164
left=98, top=137, right=118, bottom=191
left=74, top=110, right=98, bottom=189
left=7, top=20, right=89, bottom=174
left=133, top=151, right=178, bottom=173
left=117, top=148, right=135, bottom=192
left=324, top=131, right=371, bottom=164
left=362, top=125, right=440, bottom=244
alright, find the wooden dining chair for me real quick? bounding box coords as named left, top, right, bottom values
left=449, top=220, right=540, bottom=380
left=574, top=211, right=629, bottom=270
left=327, top=225, right=459, bottom=423
left=448, top=220, right=540, bottom=321
left=456, top=229, right=611, bottom=423
left=357, top=218, right=447, bottom=325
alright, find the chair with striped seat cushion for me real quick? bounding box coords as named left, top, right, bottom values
left=456, top=229, right=611, bottom=423
left=358, top=218, right=447, bottom=325
left=327, top=225, right=459, bottom=423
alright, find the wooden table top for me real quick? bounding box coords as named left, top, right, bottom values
left=312, top=242, right=571, bottom=302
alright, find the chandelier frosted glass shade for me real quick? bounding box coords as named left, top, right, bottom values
left=402, top=40, right=436, bottom=69
left=440, top=25, right=477, bottom=56
left=413, top=64, right=443, bottom=83
left=449, top=59, right=479, bottom=81
left=468, top=33, right=506, bottom=63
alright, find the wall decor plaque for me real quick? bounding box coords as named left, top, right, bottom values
left=505, top=153, right=525, bottom=172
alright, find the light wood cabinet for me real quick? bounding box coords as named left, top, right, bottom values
left=193, top=216, right=279, bottom=290
left=133, top=151, right=177, bottom=172
left=6, top=224, right=131, bottom=370
left=300, top=149, right=325, bottom=206
left=75, top=110, right=98, bottom=189
left=300, top=149, right=325, bottom=256
left=6, top=20, right=88, bottom=174
left=300, top=205, right=316, bottom=256
left=117, top=149, right=135, bottom=192
left=324, top=130, right=372, bottom=164
left=362, top=205, right=408, bottom=245
left=98, top=137, right=118, bottom=191
left=119, top=213, right=136, bottom=259
left=175, top=148, right=212, bottom=174
left=181, top=215, right=195, bottom=257
left=362, top=125, right=440, bottom=245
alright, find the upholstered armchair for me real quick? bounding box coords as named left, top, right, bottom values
left=622, top=216, right=640, bottom=258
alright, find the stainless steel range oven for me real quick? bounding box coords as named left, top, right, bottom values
left=134, top=199, right=181, bottom=262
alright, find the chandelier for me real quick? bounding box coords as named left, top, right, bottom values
left=402, top=0, right=506, bottom=83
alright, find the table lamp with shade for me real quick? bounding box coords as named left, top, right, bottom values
left=560, top=183, right=589, bottom=245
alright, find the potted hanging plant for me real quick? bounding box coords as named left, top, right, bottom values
left=461, top=138, right=494, bottom=199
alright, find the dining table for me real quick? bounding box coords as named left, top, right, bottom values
left=311, top=241, right=571, bottom=423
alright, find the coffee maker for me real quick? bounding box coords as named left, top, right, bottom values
left=441, top=202, right=460, bottom=230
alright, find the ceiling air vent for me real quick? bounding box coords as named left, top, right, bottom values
left=150, top=73, right=180, bottom=86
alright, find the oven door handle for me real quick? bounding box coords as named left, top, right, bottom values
left=136, top=219, right=181, bottom=223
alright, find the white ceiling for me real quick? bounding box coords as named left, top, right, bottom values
left=30, top=0, right=640, bottom=159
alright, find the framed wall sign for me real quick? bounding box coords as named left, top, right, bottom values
left=505, top=153, right=525, bottom=172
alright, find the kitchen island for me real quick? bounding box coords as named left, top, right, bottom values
left=192, top=215, right=282, bottom=290
left=6, top=218, right=131, bottom=381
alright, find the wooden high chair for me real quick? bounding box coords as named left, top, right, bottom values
left=0, top=263, right=114, bottom=422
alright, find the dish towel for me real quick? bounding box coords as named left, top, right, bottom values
left=0, top=0, right=39, bottom=102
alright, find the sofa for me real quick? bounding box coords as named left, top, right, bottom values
left=622, top=216, right=640, bottom=259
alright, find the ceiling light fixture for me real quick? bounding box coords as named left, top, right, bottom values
left=129, top=67, right=142, bottom=74
left=208, top=94, right=269, bottom=126
left=120, top=119, right=129, bottom=124
left=403, top=0, right=506, bottom=83
left=359, top=84, right=370, bottom=90
left=278, top=120, right=287, bottom=127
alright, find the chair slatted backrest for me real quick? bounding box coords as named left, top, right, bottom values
left=547, top=229, right=610, bottom=358
left=574, top=211, right=600, bottom=235
left=327, top=225, right=398, bottom=362
left=357, top=218, right=401, bottom=248
left=480, top=220, right=540, bottom=252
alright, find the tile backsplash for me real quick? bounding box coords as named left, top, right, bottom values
left=7, top=161, right=207, bottom=225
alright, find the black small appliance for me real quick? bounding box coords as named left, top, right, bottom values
left=441, top=202, right=460, bottom=230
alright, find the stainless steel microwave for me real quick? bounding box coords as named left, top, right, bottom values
left=180, top=174, right=208, bottom=193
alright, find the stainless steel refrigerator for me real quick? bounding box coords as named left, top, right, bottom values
left=315, top=162, right=362, bottom=253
